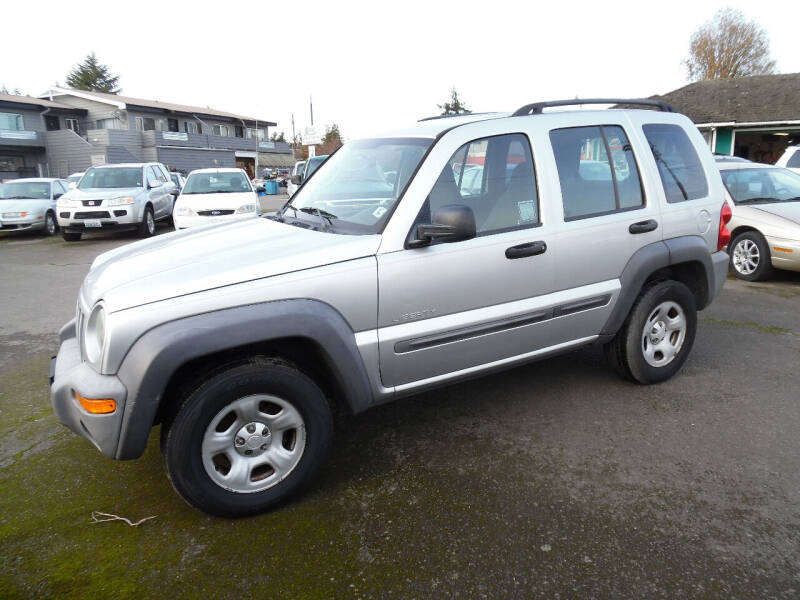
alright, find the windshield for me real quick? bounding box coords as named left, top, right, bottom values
left=0, top=181, right=50, bottom=200
left=285, top=138, right=432, bottom=234
left=721, top=167, right=800, bottom=204
left=78, top=167, right=143, bottom=190
left=183, top=171, right=251, bottom=194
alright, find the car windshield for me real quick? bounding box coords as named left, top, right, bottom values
left=0, top=181, right=50, bottom=200
left=721, top=167, right=800, bottom=204
left=183, top=171, right=251, bottom=194
left=78, top=167, right=143, bottom=189
left=285, top=137, right=432, bottom=234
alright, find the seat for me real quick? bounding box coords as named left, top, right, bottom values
left=482, top=161, right=535, bottom=231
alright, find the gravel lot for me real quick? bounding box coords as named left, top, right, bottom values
left=1, top=220, right=799, bottom=599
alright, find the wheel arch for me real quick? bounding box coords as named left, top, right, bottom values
left=114, top=299, right=374, bottom=460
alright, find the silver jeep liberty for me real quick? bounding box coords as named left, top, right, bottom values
left=50, top=99, right=731, bottom=516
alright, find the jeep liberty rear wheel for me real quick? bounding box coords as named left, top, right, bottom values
left=163, top=358, right=333, bottom=517
left=605, top=280, right=697, bottom=384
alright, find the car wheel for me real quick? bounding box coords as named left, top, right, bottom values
left=163, top=357, right=333, bottom=517
left=729, top=231, right=774, bottom=281
left=604, top=280, right=697, bottom=384
left=62, top=231, right=81, bottom=242
left=139, top=205, right=156, bottom=238
left=42, top=212, right=57, bottom=236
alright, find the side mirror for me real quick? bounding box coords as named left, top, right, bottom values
left=290, top=174, right=302, bottom=185
left=408, top=204, right=476, bottom=248
left=53, top=193, right=63, bottom=200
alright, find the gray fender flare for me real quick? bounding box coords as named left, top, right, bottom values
left=114, top=299, right=373, bottom=460
left=600, top=236, right=720, bottom=338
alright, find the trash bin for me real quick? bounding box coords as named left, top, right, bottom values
left=265, top=180, right=279, bottom=195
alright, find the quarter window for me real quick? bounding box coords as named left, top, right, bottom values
left=642, top=124, right=708, bottom=203
left=423, top=133, right=538, bottom=235
left=0, top=112, right=24, bottom=130
left=550, top=125, right=644, bottom=220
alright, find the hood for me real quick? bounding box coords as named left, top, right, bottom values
left=84, top=217, right=381, bottom=312
left=0, top=199, right=50, bottom=214
left=750, top=202, right=800, bottom=225
left=70, top=187, right=143, bottom=201
left=176, top=191, right=256, bottom=211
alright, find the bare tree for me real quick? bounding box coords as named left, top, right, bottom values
left=684, top=8, right=777, bottom=81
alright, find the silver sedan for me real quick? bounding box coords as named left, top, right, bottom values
left=0, top=178, right=68, bottom=236
left=719, top=162, right=800, bottom=281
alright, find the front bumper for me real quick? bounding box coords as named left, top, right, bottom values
left=765, top=235, right=800, bottom=272
left=57, top=206, right=140, bottom=232
left=173, top=212, right=254, bottom=229
left=50, top=319, right=127, bottom=458
left=0, top=218, right=44, bottom=232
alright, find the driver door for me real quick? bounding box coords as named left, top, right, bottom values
left=377, top=133, right=556, bottom=388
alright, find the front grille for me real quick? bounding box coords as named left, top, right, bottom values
left=197, top=209, right=235, bottom=216
left=82, top=200, right=104, bottom=207
left=74, top=211, right=111, bottom=219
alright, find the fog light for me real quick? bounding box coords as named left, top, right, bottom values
left=75, top=392, right=116, bottom=414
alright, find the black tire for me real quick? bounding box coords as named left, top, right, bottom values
left=62, top=231, right=81, bottom=242
left=42, top=211, right=57, bottom=236
left=138, top=205, right=156, bottom=238
left=163, top=357, right=333, bottom=517
left=729, top=230, right=774, bottom=281
left=604, top=280, right=697, bottom=384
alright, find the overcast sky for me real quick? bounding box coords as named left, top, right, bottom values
left=2, top=0, right=799, bottom=140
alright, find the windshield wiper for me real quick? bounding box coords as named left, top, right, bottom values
left=736, top=197, right=780, bottom=204
left=2, top=196, right=36, bottom=200
left=299, top=207, right=337, bottom=232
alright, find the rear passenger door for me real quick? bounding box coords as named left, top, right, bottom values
left=545, top=123, right=662, bottom=339
left=146, top=166, right=170, bottom=219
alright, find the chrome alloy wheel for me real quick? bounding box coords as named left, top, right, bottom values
left=732, top=238, right=760, bottom=275
left=201, top=394, right=306, bottom=493
left=641, top=301, right=687, bottom=368
left=146, top=210, right=156, bottom=235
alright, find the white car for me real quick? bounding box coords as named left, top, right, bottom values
left=66, top=172, right=84, bottom=189
left=775, top=145, right=800, bottom=175
left=286, top=160, right=306, bottom=198
left=173, top=168, right=261, bottom=229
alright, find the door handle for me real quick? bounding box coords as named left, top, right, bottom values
left=629, top=219, right=658, bottom=234
left=505, top=241, right=547, bottom=259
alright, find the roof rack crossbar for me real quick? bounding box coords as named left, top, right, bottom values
left=511, top=98, right=677, bottom=117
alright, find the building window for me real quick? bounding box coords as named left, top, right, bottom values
left=135, top=117, right=156, bottom=131
left=0, top=112, right=24, bottom=130
left=0, top=155, right=25, bottom=171
left=65, top=118, right=79, bottom=133
left=234, top=125, right=244, bottom=138
left=95, top=118, right=118, bottom=130
left=184, top=121, right=202, bottom=135
left=168, top=118, right=179, bottom=132
left=156, top=119, right=168, bottom=132
left=45, top=115, right=60, bottom=131
left=213, top=124, right=230, bottom=137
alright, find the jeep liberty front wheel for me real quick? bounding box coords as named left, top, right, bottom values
left=605, top=280, right=697, bottom=384
left=163, top=358, right=333, bottom=517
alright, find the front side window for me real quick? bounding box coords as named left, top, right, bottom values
left=721, top=167, right=800, bottom=204
left=423, top=133, right=538, bottom=234
left=787, top=149, right=800, bottom=169
left=550, top=125, right=644, bottom=219
left=78, top=167, right=144, bottom=189
left=0, top=112, right=24, bottom=130
left=0, top=181, right=50, bottom=199
left=183, top=171, right=252, bottom=194
left=285, top=137, right=432, bottom=234
left=643, top=124, right=708, bottom=203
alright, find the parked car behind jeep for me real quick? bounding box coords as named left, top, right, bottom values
left=0, top=177, right=68, bottom=236
left=57, top=163, right=176, bottom=241
left=50, top=99, right=730, bottom=516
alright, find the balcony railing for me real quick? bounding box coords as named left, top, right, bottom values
left=0, top=130, right=46, bottom=147
left=141, top=131, right=290, bottom=153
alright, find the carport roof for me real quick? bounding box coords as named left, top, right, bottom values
left=655, top=73, right=800, bottom=125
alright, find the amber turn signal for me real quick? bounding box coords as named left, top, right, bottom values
left=75, top=392, right=116, bottom=414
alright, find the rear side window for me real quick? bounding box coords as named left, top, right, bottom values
left=642, top=124, right=708, bottom=203
left=550, top=125, right=644, bottom=220
left=787, top=149, right=800, bottom=168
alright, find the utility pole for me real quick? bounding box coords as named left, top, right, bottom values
left=291, top=113, right=296, bottom=157
left=310, top=95, right=314, bottom=126
left=254, top=118, right=259, bottom=179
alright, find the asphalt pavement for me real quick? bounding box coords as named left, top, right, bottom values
left=1, top=227, right=799, bottom=599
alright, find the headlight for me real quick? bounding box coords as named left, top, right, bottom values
left=175, top=206, right=196, bottom=216
left=235, top=204, right=257, bottom=214
left=84, top=304, right=106, bottom=365
left=109, top=196, right=135, bottom=206
left=2, top=211, right=28, bottom=218
left=57, top=198, right=79, bottom=208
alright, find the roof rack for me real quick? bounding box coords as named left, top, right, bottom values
left=511, top=98, right=677, bottom=117
left=418, top=112, right=496, bottom=122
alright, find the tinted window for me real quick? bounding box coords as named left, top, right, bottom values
left=425, top=133, right=538, bottom=234
left=787, top=149, right=800, bottom=168
left=0, top=181, right=50, bottom=199
left=78, top=167, right=143, bottom=189
left=550, top=125, right=643, bottom=219
left=643, top=124, right=708, bottom=203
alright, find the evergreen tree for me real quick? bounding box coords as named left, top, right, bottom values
left=66, top=53, right=121, bottom=93
left=438, top=88, right=471, bottom=115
